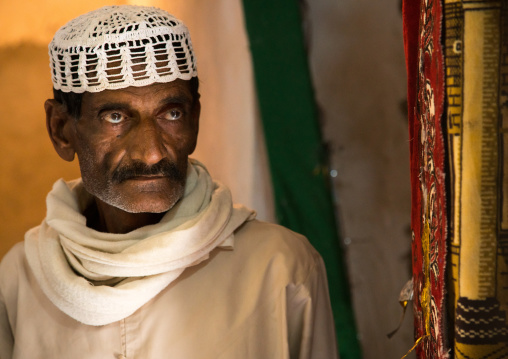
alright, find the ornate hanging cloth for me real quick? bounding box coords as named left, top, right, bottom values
left=404, top=0, right=508, bottom=358
left=403, top=0, right=448, bottom=357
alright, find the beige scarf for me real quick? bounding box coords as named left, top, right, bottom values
left=25, top=160, right=255, bottom=326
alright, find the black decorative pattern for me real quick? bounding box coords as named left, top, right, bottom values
left=456, top=297, right=508, bottom=344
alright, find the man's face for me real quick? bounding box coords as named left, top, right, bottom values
left=69, top=80, right=199, bottom=213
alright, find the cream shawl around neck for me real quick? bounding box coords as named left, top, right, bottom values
left=24, top=160, right=255, bottom=326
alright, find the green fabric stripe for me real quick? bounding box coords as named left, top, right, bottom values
left=240, top=1, right=361, bottom=358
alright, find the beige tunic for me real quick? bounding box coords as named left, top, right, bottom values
left=0, top=220, right=338, bottom=359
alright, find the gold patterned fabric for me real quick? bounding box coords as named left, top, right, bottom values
left=444, top=0, right=508, bottom=357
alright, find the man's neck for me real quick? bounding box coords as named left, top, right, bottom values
left=84, top=198, right=166, bottom=234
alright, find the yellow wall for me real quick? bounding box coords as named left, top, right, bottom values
left=0, top=43, right=79, bottom=259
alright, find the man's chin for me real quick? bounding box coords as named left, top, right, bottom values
left=89, top=182, right=185, bottom=215
left=106, top=191, right=184, bottom=214
left=119, top=202, right=176, bottom=214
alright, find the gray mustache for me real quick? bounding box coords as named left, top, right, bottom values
left=112, top=159, right=184, bottom=184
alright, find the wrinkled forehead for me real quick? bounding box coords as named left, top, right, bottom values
left=49, top=5, right=198, bottom=94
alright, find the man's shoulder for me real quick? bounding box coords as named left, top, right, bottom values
left=0, top=242, right=28, bottom=295
left=0, top=242, right=26, bottom=273
left=231, top=219, right=323, bottom=283
left=235, top=220, right=318, bottom=254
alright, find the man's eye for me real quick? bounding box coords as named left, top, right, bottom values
left=102, top=112, right=125, bottom=124
left=163, top=109, right=183, bottom=121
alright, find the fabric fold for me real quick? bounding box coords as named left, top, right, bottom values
left=25, top=160, right=255, bottom=326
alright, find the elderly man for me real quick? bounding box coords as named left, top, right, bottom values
left=0, top=5, right=338, bottom=359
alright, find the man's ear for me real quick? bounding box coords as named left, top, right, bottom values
left=189, top=99, right=201, bottom=154
left=44, top=99, right=76, bottom=162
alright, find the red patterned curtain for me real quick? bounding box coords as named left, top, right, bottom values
left=403, top=0, right=508, bottom=357
left=403, top=0, right=448, bottom=357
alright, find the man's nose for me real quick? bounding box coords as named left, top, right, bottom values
left=127, top=118, right=167, bottom=165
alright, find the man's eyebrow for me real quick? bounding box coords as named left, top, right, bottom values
left=158, top=94, right=193, bottom=107
left=94, top=102, right=132, bottom=113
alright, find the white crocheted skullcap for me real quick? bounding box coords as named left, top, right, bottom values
left=49, top=5, right=198, bottom=93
